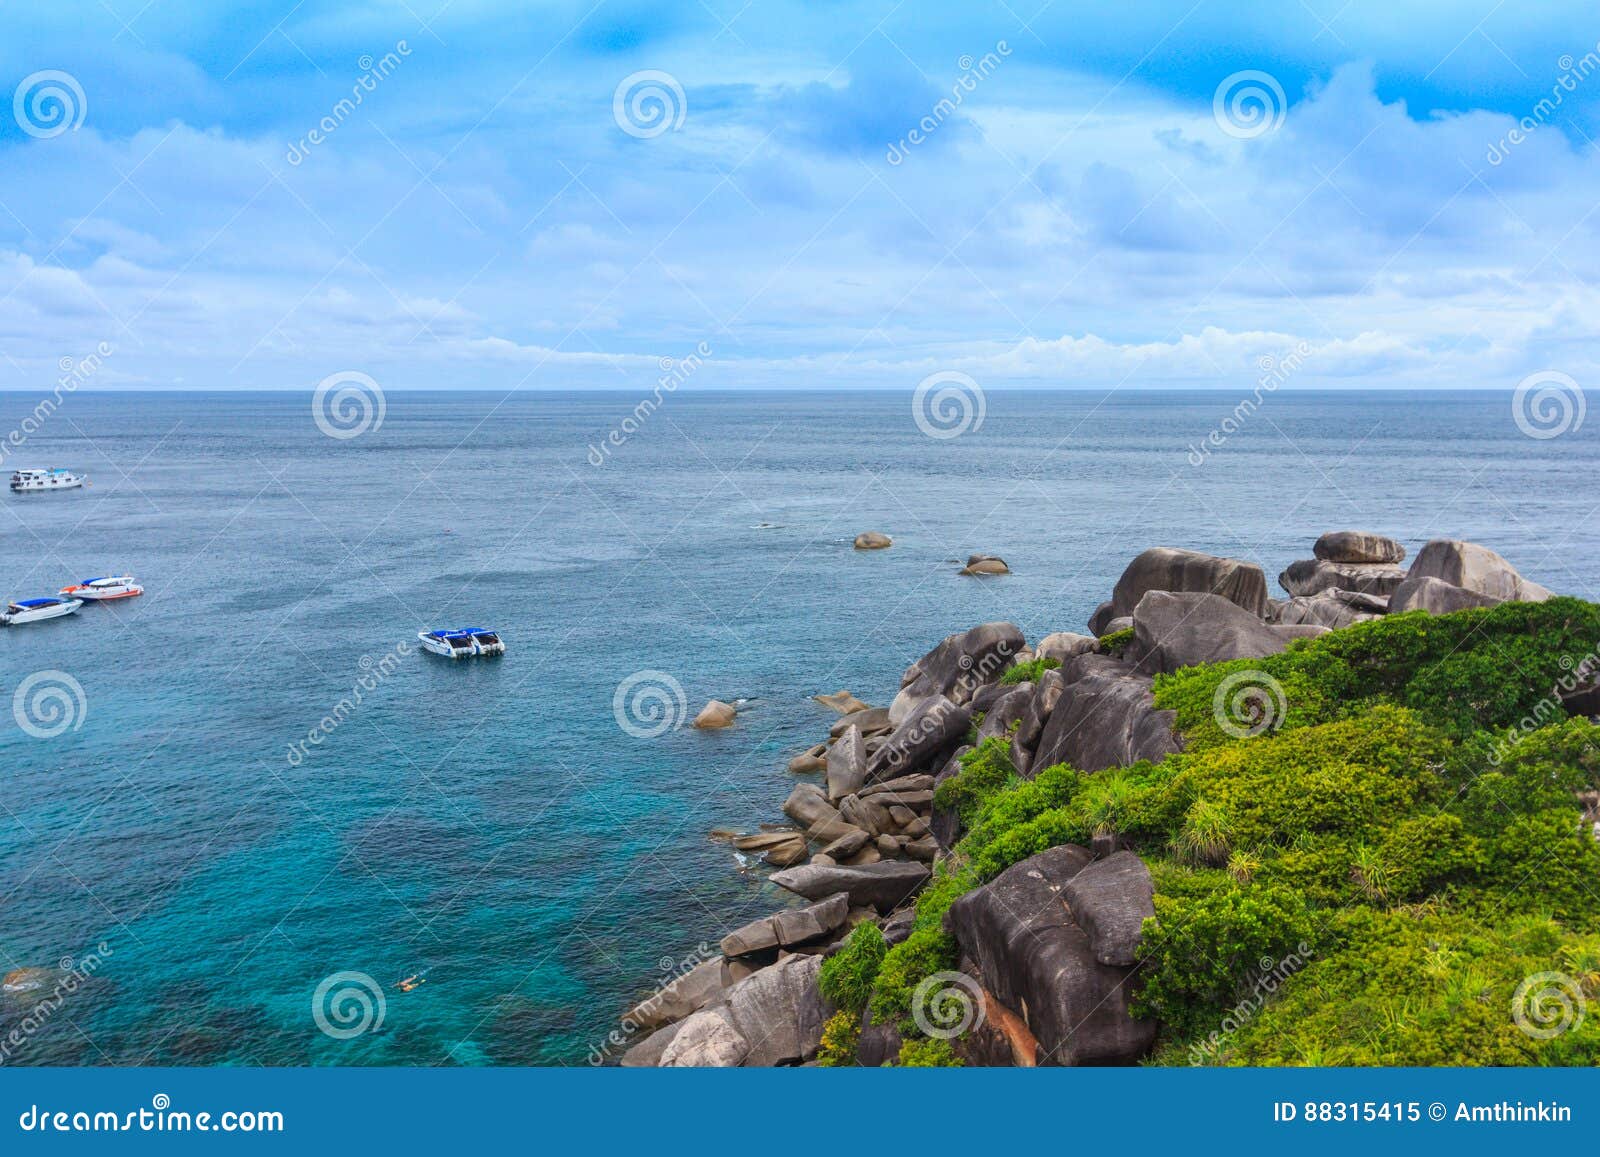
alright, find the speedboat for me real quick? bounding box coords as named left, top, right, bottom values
left=1, top=597, right=83, bottom=625
left=417, top=627, right=505, bottom=658
left=60, top=575, right=143, bottom=601
left=10, top=468, right=84, bottom=492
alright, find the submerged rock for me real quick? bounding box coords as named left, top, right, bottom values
left=960, top=553, right=1010, bottom=575
left=693, top=700, right=737, bottom=729
left=853, top=532, right=893, bottom=550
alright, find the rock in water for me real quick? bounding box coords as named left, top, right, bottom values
left=1388, top=575, right=1501, bottom=615
left=813, top=690, right=870, bottom=715
left=1090, top=547, right=1268, bottom=633
left=782, top=783, right=840, bottom=829
left=1313, top=530, right=1406, bottom=564
left=1060, top=851, right=1155, bottom=967
left=853, top=532, right=893, bottom=550
left=944, top=845, right=1156, bottom=1065
left=768, top=861, right=930, bottom=912
left=1406, top=539, right=1553, bottom=603
left=826, top=725, right=868, bottom=802
left=1279, top=558, right=1405, bottom=598
left=693, top=700, right=737, bottom=729
left=787, top=744, right=828, bottom=773
left=960, top=553, right=1010, bottom=575
left=624, top=957, right=726, bottom=1032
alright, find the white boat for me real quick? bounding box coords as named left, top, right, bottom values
left=60, top=575, right=143, bottom=601
left=418, top=627, right=505, bottom=658
left=1, top=597, right=83, bottom=625
left=10, top=468, right=85, bottom=492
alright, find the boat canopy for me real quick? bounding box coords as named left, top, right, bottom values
left=14, top=598, right=62, bottom=608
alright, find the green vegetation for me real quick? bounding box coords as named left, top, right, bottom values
left=1001, top=656, right=1060, bottom=685
left=856, top=599, right=1600, bottom=1065
left=1098, top=626, right=1134, bottom=655
left=816, top=1009, right=862, bottom=1066
left=896, top=1038, right=963, bottom=1066
left=818, top=922, right=887, bottom=1013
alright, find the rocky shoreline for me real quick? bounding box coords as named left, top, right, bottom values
left=615, top=533, right=1582, bottom=1067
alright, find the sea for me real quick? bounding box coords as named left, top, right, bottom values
left=0, top=388, right=1594, bottom=1065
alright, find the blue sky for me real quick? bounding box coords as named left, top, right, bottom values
left=2, top=0, right=1599, bottom=390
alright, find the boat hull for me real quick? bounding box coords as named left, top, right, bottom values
left=1, top=600, right=83, bottom=625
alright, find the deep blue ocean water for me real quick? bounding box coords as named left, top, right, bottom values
left=0, top=389, right=1595, bottom=1066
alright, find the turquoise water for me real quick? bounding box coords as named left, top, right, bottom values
left=0, top=389, right=1595, bottom=1065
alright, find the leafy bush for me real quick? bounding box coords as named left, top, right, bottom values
left=818, top=922, right=887, bottom=1013
left=932, top=737, right=1016, bottom=822
left=1098, top=626, right=1134, bottom=655
left=896, top=1037, right=963, bottom=1066
left=1001, top=656, right=1060, bottom=685
left=816, top=1009, right=862, bottom=1066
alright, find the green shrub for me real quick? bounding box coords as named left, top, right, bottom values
left=818, top=922, right=887, bottom=1013
left=1098, top=627, right=1134, bottom=655
left=932, top=737, right=1016, bottom=822
left=1001, top=656, right=1060, bottom=685
left=896, top=1037, right=963, bottom=1066
left=816, top=1009, right=862, bottom=1066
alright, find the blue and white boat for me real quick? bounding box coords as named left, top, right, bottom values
left=1, top=596, right=83, bottom=625
left=417, top=627, right=505, bottom=658
left=10, top=467, right=85, bottom=492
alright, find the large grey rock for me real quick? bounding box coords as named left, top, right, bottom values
left=855, top=1007, right=903, bottom=1067
left=944, top=845, right=1156, bottom=1065
left=659, top=1007, right=750, bottom=1066
left=860, top=774, right=934, bottom=798
left=1313, top=530, right=1406, bottom=565
left=839, top=793, right=894, bottom=836
left=831, top=706, right=892, bottom=738
left=889, top=622, right=1025, bottom=724
left=977, top=683, right=1034, bottom=742
left=1034, top=632, right=1099, bottom=664
left=621, top=1019, right=684, bottom=1066
left=624, top=956, right=726, bottom=1031
left=1129, top=591, right=1326, bottom=675
left=1269, top=588, right=1388, bottom=629
left=772, top=892, right=851, bottom=947
left=782, top=783, right=840, bottom=829
left=1060, top=851, right=1155, bottom=967
left=1089, top=547, right=1268, bottom=634
left=1407, top=539, right=1553, bottom=603
left=769, top=861, right=930, bottom=913
left=868, top=694, right=973, bottom=781
left=1388, top=575, right=1501, bottom=615
left=720, top=916, right=781, bottom=959
left=658, top=955, right=834, bottom=1067
left=826, top=725, right=868, bottom=802
left=1013, top=669, right=1065, bottom=760
left=930, top=746, right=974, bottom=851
left=1280, top=557, right=1406, bottom=598
left=1031, top=659, right=1181, bottom=774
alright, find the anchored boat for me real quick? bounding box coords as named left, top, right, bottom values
left=60, top=575, right=143, bottom=600
left=417, top=628, right=505, bottom=658
left=1, top=597, right=83, bottom=625
left=10, top=468, right=84, bottom=492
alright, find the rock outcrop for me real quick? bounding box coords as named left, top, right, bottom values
left=1313, top=530, right=1405, bottom=564
left=769, top=861, right=930, bottom=913
left=1030, top=654, right=1181, bottom=773
left=1279, top=557, right=1406, bottom=598
left=693, top=700, right=737, bottom=729
left=889, top=621, right=1024, bottom=724
left=1406, top=539, right=1552, bottom=604
left=1388, top=574, right=1501, bottom=615
left=1128, top=591, right=1325, bottom=675
left=1089, top=547, right=1268, bottom=634
left=960, top=553, right=1010, bottom=575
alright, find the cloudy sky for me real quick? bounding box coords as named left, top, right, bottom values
left=2, top=0, right=1599, bottom=391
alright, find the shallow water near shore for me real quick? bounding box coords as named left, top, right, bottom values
left=0, top=388, right=1595, bottom=1065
